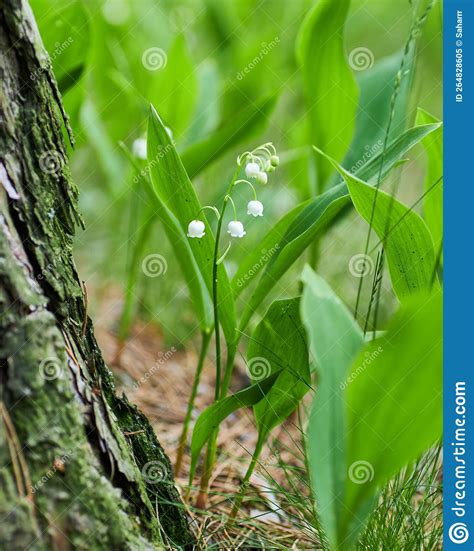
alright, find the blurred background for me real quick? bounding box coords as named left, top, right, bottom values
left=30, top=0, right=442, bottom=349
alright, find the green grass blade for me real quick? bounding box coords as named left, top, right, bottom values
left=301, top=267, right=364, bottom=547
left=296, top=0, right=358, bottom=191
left=340, top=48, right=415, bottom=179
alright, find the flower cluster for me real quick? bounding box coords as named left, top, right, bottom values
left=187, top=143, right=279, bottom=240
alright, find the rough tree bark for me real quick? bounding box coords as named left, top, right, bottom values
left=0, top=1, right=193, bottom=549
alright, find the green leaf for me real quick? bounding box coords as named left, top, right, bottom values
left=248, top=298, right=310, bottom=440
left=180, top=93, right=278, bottom=179
left=119, top=145, right=213, bottom=335
left=147, top=106, right=236, bottom=346
left=341, top=291, right=442, bottom=547
left=148, top=35, right=197, bottom=139
left=297, top=0, right=358, bottom=191
left=301, top=267, right=364, bottom=546
left=415, top=108, right=443, bottom=252
left=236, top=124, right=441, bottom=329
left=189, top=371, right=282, bottom=480
left=321, top=149, right=438, bottom=300
left=184, top=60, right=220, bottom=145
left=341, top=48, right=416, bottom=179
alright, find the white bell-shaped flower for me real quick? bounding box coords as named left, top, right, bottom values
left=247, top=200, right=264, bottom=217
left=187, top=220, right=205, bottom=238
left=227, top=220, right=246, bottom=238
left=256, top=171, right=268, bottom=185
left=245, top=162, right=260, bottom=178
left=132, top=138, right=147, bottom=160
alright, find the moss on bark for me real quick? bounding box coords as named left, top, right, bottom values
left=0, top=1, right=193, bottom=549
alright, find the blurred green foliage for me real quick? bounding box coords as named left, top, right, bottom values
left=31, top=0, right=442, bottom=342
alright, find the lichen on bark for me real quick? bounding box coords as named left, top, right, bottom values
left=0, top=1, right=193, bottom=549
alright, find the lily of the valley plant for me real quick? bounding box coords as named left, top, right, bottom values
left=175, top=143, right=279, bottom=503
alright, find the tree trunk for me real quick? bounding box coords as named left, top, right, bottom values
left=0, top=1, right=193, bottom=549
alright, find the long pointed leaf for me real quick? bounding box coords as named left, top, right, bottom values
left=147, top=106, right=236, bottom=345
left=320, top=149, right=438, bottom=300
left=189, top=371, right=282, bottom=479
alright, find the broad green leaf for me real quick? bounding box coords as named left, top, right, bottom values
left=341, top=291, right=442, bottom=547
left=341, top=48, right=415, bottom=179
left=189, top=371, right=282, bottom=479
left=297, top=0, right=358, bottom=191
left=321, top=150, right=438, bottom=300
left=248, top=298, right=310, bottom=440
left=180, top=93, right=278, bottom=179
left=301, top=267, right=364, bottom=547
left=148, top=35, right=197, bottom=139
left=147, top=106, right=236, bottom=346
left=415, top=108, right=443, bottom=252
left=236, top=124, right=441, bottom=329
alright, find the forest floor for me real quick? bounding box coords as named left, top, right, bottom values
left=95, top=286, right=318, bottom=550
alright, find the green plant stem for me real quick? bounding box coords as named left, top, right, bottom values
left=197, top=169, right=239, bottom=507
left=230, top=437, right=264, bottom=519
left=175, top=330, right=211, bottom=477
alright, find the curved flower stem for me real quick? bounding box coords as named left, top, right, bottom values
left=175, top=329, right=212, bottom=477
left=196, top=205, right=220, bottom=220
left=234, top=179, right=257, bottom=200
left=225, top=194, right=237, bottom=221
left=196, top=168, right=240, bottom=508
